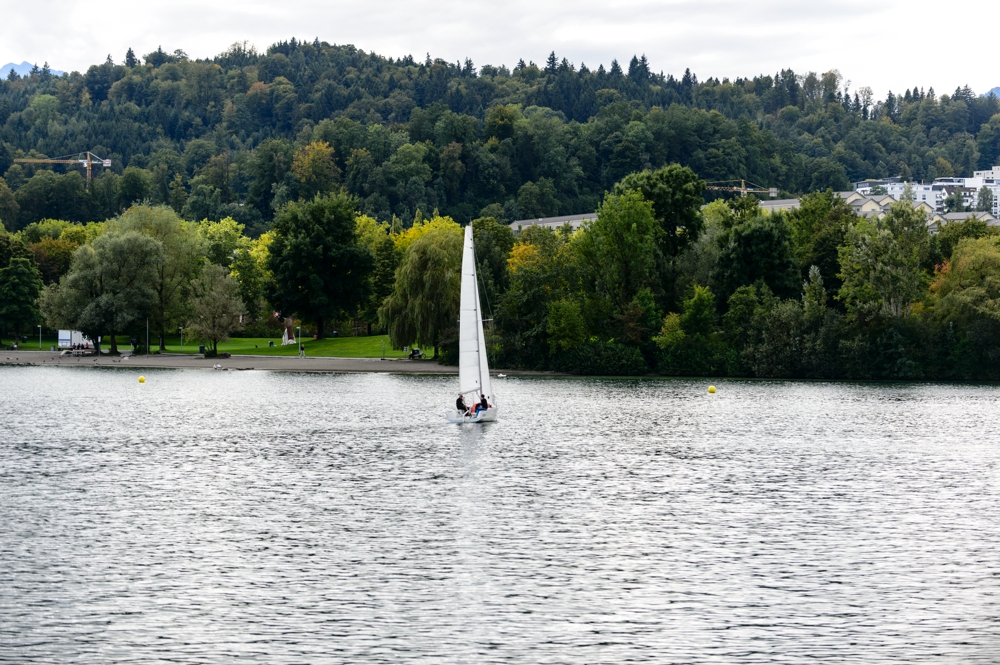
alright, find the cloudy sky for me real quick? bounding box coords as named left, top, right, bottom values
left=2, top=0, right=997, bottom=99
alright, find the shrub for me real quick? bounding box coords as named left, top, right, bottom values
left=553, top=340, right=648, bottom=375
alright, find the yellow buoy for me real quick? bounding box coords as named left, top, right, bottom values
left=138, top=376, right=146, bottom=383
left=708, top=385, right=716, bottom=393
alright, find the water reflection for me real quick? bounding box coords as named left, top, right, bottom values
left=1, top=367, right=999, bottom=663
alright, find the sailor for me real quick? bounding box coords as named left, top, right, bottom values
left=477, top=394, right=489, bottom=414
left=456, top=394, right=469, bottom=415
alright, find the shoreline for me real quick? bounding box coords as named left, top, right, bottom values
left=0, top=351, right=459, bottom=374
left=0, top=351, right=564, bottom=377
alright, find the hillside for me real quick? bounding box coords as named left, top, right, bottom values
left=0, top=39, right=999, bottom=232
left=2, top=61, right=64, bottom=78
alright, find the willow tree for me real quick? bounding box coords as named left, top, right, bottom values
left=378, top=223, right=462, bottom=358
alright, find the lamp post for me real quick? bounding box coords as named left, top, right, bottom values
left=38, top=325, right=42, bottom=350
left=296, top=326, right=302, bottom=357
left=179, top=326, right=183, bottom=353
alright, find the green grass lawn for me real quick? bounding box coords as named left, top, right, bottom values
left=2, top=333, right=56, bottom=350
left=157, top=334, right=405, bottom=358
left=4, top=333, right=408, bottom=359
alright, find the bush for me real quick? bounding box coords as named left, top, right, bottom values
left=437, top=343, right=459, bottom=365
left=553, top=340, right=649, bottom=375
left=656, top=335, right=725, bottom=376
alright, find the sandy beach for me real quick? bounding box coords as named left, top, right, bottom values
left=0, top=351, right=460, bottom=374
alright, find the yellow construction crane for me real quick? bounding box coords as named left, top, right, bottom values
left=13, top=151, right=111, bottom=189
left=705, top=179, right=778, bottom=198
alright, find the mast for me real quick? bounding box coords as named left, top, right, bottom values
left=475, top=266, right=492, bottom=400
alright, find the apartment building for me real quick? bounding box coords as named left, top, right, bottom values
left=854, top=166, right=1000, bottom=217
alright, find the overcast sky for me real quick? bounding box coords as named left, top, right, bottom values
left=2, top=0, right=997, bottom=100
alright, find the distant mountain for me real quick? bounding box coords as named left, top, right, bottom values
left=0, top=61, right=65, bottom=78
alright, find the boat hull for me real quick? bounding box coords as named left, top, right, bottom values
left=446, top=407, right=498, bottom=423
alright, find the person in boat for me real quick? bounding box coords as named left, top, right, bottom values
left=456, top=394, right=470, bottom=416
left=476, top=394, right=490, bottom=414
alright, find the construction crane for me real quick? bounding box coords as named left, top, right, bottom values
left=13, top=151, right=111, bottom=189
left=705, top=179, right=778, bottom=198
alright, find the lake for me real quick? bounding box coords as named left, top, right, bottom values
left=1, top=366, right=998, bottom=663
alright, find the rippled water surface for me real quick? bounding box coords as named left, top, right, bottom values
left=2, top=366, right=999, bottom=663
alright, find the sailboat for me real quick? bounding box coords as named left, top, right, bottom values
left=447, top=225, right=498, bottom=423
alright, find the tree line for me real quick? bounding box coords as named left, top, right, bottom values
left=1, top=39, right=999, bottom=237
left=4, top=160, right=1000, bottom=381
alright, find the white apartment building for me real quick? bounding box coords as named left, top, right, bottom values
left=973, top=166, right=1000, bottom=180
left=855, top=167, right=1000, bottom=217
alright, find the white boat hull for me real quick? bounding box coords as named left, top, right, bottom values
left=446, top=407, right=498, bottom=423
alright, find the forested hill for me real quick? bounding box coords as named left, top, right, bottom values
left=1, top=39, right=999, bottom=232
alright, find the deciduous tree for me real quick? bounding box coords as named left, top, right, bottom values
left=187, top=264, right=245, bottom=354
left=50, top=231, right=164, bottom=354
left=292, top=141, right=340, bottom=200
left=267, top=192, right=374, bottom=337
left=839, top=202, right=929, bottom=319
left=578, top=190, right=658, bottom=310
left=0, top=257, right=43, bottom=345
left=614, top=163, right=706, bottom=259
left=714, top=211, right=800, bottom=302
left=114, top=205, right=205, bottom=350
left=0, top=178, right=18, bottom=231
left=116, top=167, right=153, bottom=209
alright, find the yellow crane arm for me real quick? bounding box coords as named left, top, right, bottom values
left=10, top=152, right=110, bottom=189
left=705, top=179, right=778, bottom=198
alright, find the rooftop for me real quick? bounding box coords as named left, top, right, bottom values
left=933, top=211, right=1000, bottom=226
left=510, top=212, right=597, bottom=232
left=759, top=199, right=800, bottom=211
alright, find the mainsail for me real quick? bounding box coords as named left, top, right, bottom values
left=458, top=225, right=492, bottom=400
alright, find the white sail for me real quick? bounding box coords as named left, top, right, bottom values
left=449, top=225, right=497, bottom=422
left=458, top=225, right=483, bottom=396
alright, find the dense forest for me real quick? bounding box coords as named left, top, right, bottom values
left=1, top=40, right=999, bottom=235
